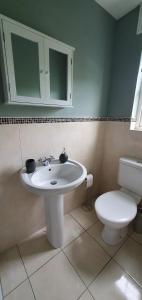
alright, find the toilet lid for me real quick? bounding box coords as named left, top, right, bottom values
left=95, top=190, right=137, bottom=223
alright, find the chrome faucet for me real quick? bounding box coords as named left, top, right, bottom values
left=38, top=155, right=55, bottom=166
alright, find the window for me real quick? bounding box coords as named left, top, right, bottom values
left=131, top=4, right=142, bottom=130
left=130, top=52, right=142, bottom=131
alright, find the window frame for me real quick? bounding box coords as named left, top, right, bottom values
left=130, top=52, right=142, bottom=131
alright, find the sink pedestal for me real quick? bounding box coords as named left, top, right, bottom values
left=21, top=160, right=87, bottom=248
left=44, top=194, right=64, bottom=248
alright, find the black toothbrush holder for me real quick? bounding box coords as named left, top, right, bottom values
left=26, top=159, right=36, bottom=173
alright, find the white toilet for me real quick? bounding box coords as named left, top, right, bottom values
left=95, top=157, right=142, bottom=245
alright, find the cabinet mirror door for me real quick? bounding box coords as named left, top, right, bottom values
left=49, top=49, right=67, bottom=101
left=44, top=39, right=73, bottom=106
left=2, top=20, right=45, bottom=104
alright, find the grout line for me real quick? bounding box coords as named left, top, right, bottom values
left=18, top=124, right=24, bottom=167
left=26, top=279, right=37, bottom=300
left=68, top=213, right=99, bottom=240
left=17, top=244, right=62, bottom=279
left=129, top=235, right=142, bottom=248
left=84, top=219, right=98, bottom=232
left=62, top=231, right=86, bottom=251
left=87, top=256, right=113, bottom=290
left=0, top=246, right=28, bottom=298
left=62, top=234, right=112, bottom=292
left=3, top=278, right=27, bottom=298
left=68, top=212, right=89, bottom=229
left=69, top=215, right=98, bottom=232
left=78, top=286, right=96, bottom=300
left=86, top=222, right=131, bottom=259
left=62, top=219, right=101, bottom=252
left=112, top=258, right=142, bottom=290
left=28, top=249, right=62, bottom=278
left=61, top=248, right=88, bottom=289
left=67, top=213, right=86, bottom=230
left=86, top=216, right=142, bottom=253
left=68, top=213, right=84, bottom=228
left=63, top=212, right=121, bottom=290
left=87, top=288, right=96, bottom=299
left=1, top=211, right=92, bottom=298
left=110, top=239, right=128, bottom=258
left=2, top=209, right=142, bottom=299
left=16, top=245, right=37, bottom=300
left=76, top=289, right=88, bottom=300
left=85, top=230, right=113, bottom=258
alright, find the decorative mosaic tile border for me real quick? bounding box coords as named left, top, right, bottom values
left=0, top=117, right=131, bottom=124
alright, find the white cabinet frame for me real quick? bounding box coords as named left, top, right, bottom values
left=0, top=14, right=75, bottom=107
left=45, top=38, right=73, bottom=106
left=1, top=18, right=46, bottom=105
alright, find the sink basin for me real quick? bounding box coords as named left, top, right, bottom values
left=21, top=160, right=87, bottom=195
left=21, top=159, right=87, bottom=248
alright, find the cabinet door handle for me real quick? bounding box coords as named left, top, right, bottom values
left=40, top=70, right=43, bottom=74
left=45, top=70, right=48, bottom=74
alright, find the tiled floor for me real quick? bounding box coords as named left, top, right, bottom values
left=0, top=207, right=142, bottom=300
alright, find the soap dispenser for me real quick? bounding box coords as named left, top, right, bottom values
left=59, top=148, right=68, bottom=163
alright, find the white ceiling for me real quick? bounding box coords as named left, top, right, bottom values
left=95, top=0, right=141, bottom=19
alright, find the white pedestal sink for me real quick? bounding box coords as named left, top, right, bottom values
left=21, top=160, right=87, bottom=248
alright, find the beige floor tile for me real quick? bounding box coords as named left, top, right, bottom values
left=131, top=231, right=142, bottom=245
left=64, top=232, right=110, bottom=286
left=63, top=215, right=84, bottom=247
left=19, top=234, right=60, bottom=276
left=79, top=290, right=94, bottom=300
left=128, top=222, right=134, bottom=236
left=88, top=221, right=127, bottom=257
left=30, top=252, right=85, bottom=300
left=115, top=238, right=142, bottom=286
left=4, top=281, right=34, bottom=300
left=0, top=247, right=27, bottom=296
left=89, top=260, right=142, bottom=300
left=70, top=207, right=98, bottom=230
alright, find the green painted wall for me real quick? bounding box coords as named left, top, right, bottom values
left=0, top=0, right=115, bottom=117
left=108, top=7, right=142, bottom=118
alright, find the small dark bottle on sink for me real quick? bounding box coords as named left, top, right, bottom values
left=59, top=148, right=68, bottom=163
left=26, top=159, right=36, bottom=173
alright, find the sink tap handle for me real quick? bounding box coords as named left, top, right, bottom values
left=38, top=157, right=49, bottom=166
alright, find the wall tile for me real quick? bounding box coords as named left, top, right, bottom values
left=100, top=122, right=142, bottom=193
left=2, top=121, right=141, bottom=252
left=19, top=121, right=105, bottom=207
left=0, top=125, right=22, bottom=177
left=0, top=121, right=105, bottom=252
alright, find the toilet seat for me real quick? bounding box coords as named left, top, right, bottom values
left=95, top=190, right=137, bottom=224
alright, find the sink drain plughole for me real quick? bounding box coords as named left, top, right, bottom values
left=50, top=180, right=57, bottom=185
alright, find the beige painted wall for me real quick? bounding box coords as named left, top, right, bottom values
left=0, top=121, right=105, bottom=253
left=100, top=122, right=142, bottom=193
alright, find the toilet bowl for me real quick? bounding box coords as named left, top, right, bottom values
left=94, top=157, right=142, bottom=246
left=95, top=190, right=137, bottom=245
